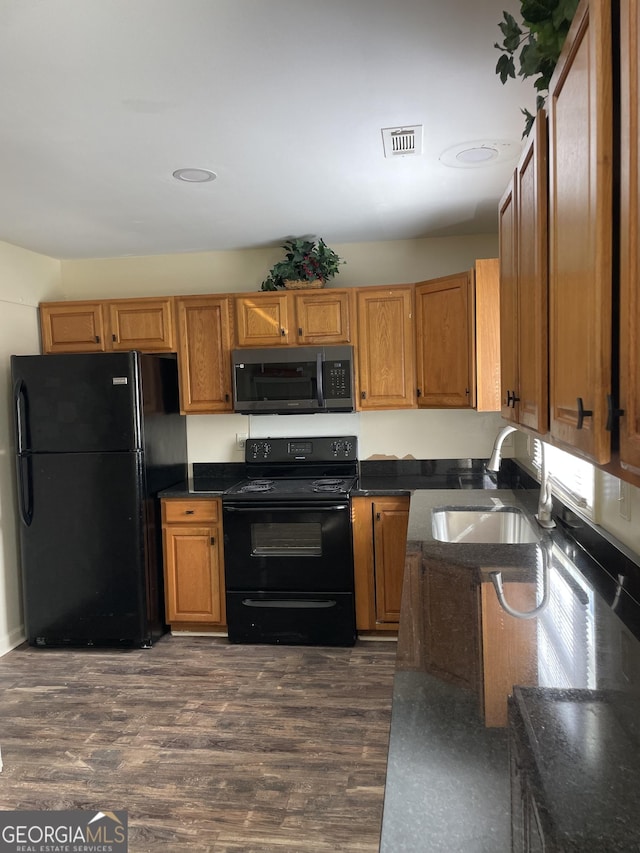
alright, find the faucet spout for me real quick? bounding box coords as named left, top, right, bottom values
left=486, top=425, right=518, bottom=472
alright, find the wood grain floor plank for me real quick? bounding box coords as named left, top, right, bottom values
left=0, top=637, right=396, bottom=852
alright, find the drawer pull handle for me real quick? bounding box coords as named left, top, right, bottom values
left=184, top=509, right=195, bottom=515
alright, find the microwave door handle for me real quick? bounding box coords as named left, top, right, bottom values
left=316, top=353, right=324, bottom=407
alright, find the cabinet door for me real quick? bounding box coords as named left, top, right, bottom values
left=356, top=287, right=416, bottom=410
left=294, top=290, right=353, bottom=344
left=425, top=560, right=481, bottom=694
left=108, top=297, right=176, bottom=352
left=415, top=272, right=474, bottom=408
left=373, top=497, right=410, bottom=623
left=480, top=581, right=538, bottom=728
left=235, top=294, right=289, bottom=346
left=548, top=0, right=613, bottom=463
left=163, top=524, right=224, bottom=623
left=176, top=296, right=233, bottom=413
left=619, top=0, right=640, bottom=474
left=516, top=112, right=549, bottom=434
left=40, top=302, right=106, bottom=353
left=499, top=177, right=520, bottom=423
left=474, top=258, right=501, bottom=412
left=352, top=497, right=376, bottom=631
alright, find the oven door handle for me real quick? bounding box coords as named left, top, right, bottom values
left=241, top=599, right=337, bottom=609
left=316, top=352, right=324, bottom=408
left=224, top=503, right=349, bottom=512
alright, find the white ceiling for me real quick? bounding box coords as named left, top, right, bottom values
left=0, top=0, right=534, bottom=260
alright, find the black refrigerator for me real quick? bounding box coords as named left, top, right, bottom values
left=11, top=351, right=187, bottom=648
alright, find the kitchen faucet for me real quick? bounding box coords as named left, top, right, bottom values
left=486, top=425, right=556, bottom=530
left=486, top=424, right=518, bottom=473
left=535, top=439, right=556, bottom=529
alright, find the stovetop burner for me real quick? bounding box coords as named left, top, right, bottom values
left=237, top=479, right=275, bottom=493
left=225, top=475, right=356, bottom=500
left=222, top=435, right=359, bottom=502
left=312, top=478, right=347, bottom=493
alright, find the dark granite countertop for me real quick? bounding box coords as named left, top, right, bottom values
left=381, top=486, right=640, bottom=852
left=159, top=458, right=515, bottom=499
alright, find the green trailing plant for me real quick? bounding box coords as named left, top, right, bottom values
left=261, top=238, right=344, bottom=290
left=495, top=0, right=579, bottom=136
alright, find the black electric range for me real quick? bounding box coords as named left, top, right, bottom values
left=222, top=436, right=358, bottom=646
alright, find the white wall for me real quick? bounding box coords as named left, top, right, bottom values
left=187, top=409, right=506, bottom=464
left=0, top=241, right=63, bottom=655
left=59, top=234, right=498, bottom=298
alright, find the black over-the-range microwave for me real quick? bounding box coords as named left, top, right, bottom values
left=231, top=345, right=354, bottom=414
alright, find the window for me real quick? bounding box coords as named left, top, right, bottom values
left=537, top=545, right=596, bottom=689
left=532, top=439, right=595, bottom=519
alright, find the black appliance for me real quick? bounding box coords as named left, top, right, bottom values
left=231, top=345, right=354, bottom=415
left=11, top=352, right=187, bottom=648
left=223, top=435, right=358, bottom=646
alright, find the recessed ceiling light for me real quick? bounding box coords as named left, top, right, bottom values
left=439, top=139, right=520, bottom=168
left=172, top=168, right=217, bottom=183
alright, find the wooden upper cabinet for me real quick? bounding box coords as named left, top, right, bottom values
left=40, top=297, right=176, bottom=354
left=176, top=295, right=233, bottom=413
left=294, top=289, right=353, bottom=344
left=498, top=178, right=519, bottom=424
left=415, top=272, right=474, bottom=408
left=235, top=293, right=289, bottom=346
left=415, top=260, right=500, bottom=411
left=356, top=286, right=416, bottom=410
left=474, top=259, right=501, bottom=412
left=234, top=289, right=353, bottom=347
left=499, top=112, right=549, bottom=433
left=548, top=0, right=613, bottom=463
left=40, top=301, right=106, bottom=353
left=619, top=0, right=640, bottom=475
left=108, top=297, right=176, bottom=352
left=516, top=112, right=549, bottom=434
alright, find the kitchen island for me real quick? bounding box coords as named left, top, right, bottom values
left=381, top=487, right=640, bottom=852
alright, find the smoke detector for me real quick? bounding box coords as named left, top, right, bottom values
left=439, top=139, right=520, bottom=168
left=381, top=126, right=423, bottom=158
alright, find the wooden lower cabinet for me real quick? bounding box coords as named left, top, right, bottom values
left=161, top=498, right=226, bottom=629
left=352, top=495, right=410, bottom=632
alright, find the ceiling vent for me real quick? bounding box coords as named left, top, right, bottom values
left=381, top=125, right=423, bottom=158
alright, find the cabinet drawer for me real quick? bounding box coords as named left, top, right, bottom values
left=162, top=499, right=219, bottom=524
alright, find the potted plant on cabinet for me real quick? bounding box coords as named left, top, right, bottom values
left=494, top=0, right=579, bottom=136
left=261, top=238, right=344, bottom=291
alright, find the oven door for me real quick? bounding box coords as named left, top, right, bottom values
left=222, top=500, right=353, bottom=593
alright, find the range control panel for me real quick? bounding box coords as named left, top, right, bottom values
left=245, top=435, right=357, bottom=463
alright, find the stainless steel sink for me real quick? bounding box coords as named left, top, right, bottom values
left=431, top=506, right=540, bottom=544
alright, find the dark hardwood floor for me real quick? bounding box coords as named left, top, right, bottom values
left=0, top=637, right=397, bottom=852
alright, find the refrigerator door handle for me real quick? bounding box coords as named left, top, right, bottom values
left=13, top=379, right=33, bottom=525
left=13, top=378, right=27, bottom=454
left=16, top=456, right=33, bottom=527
